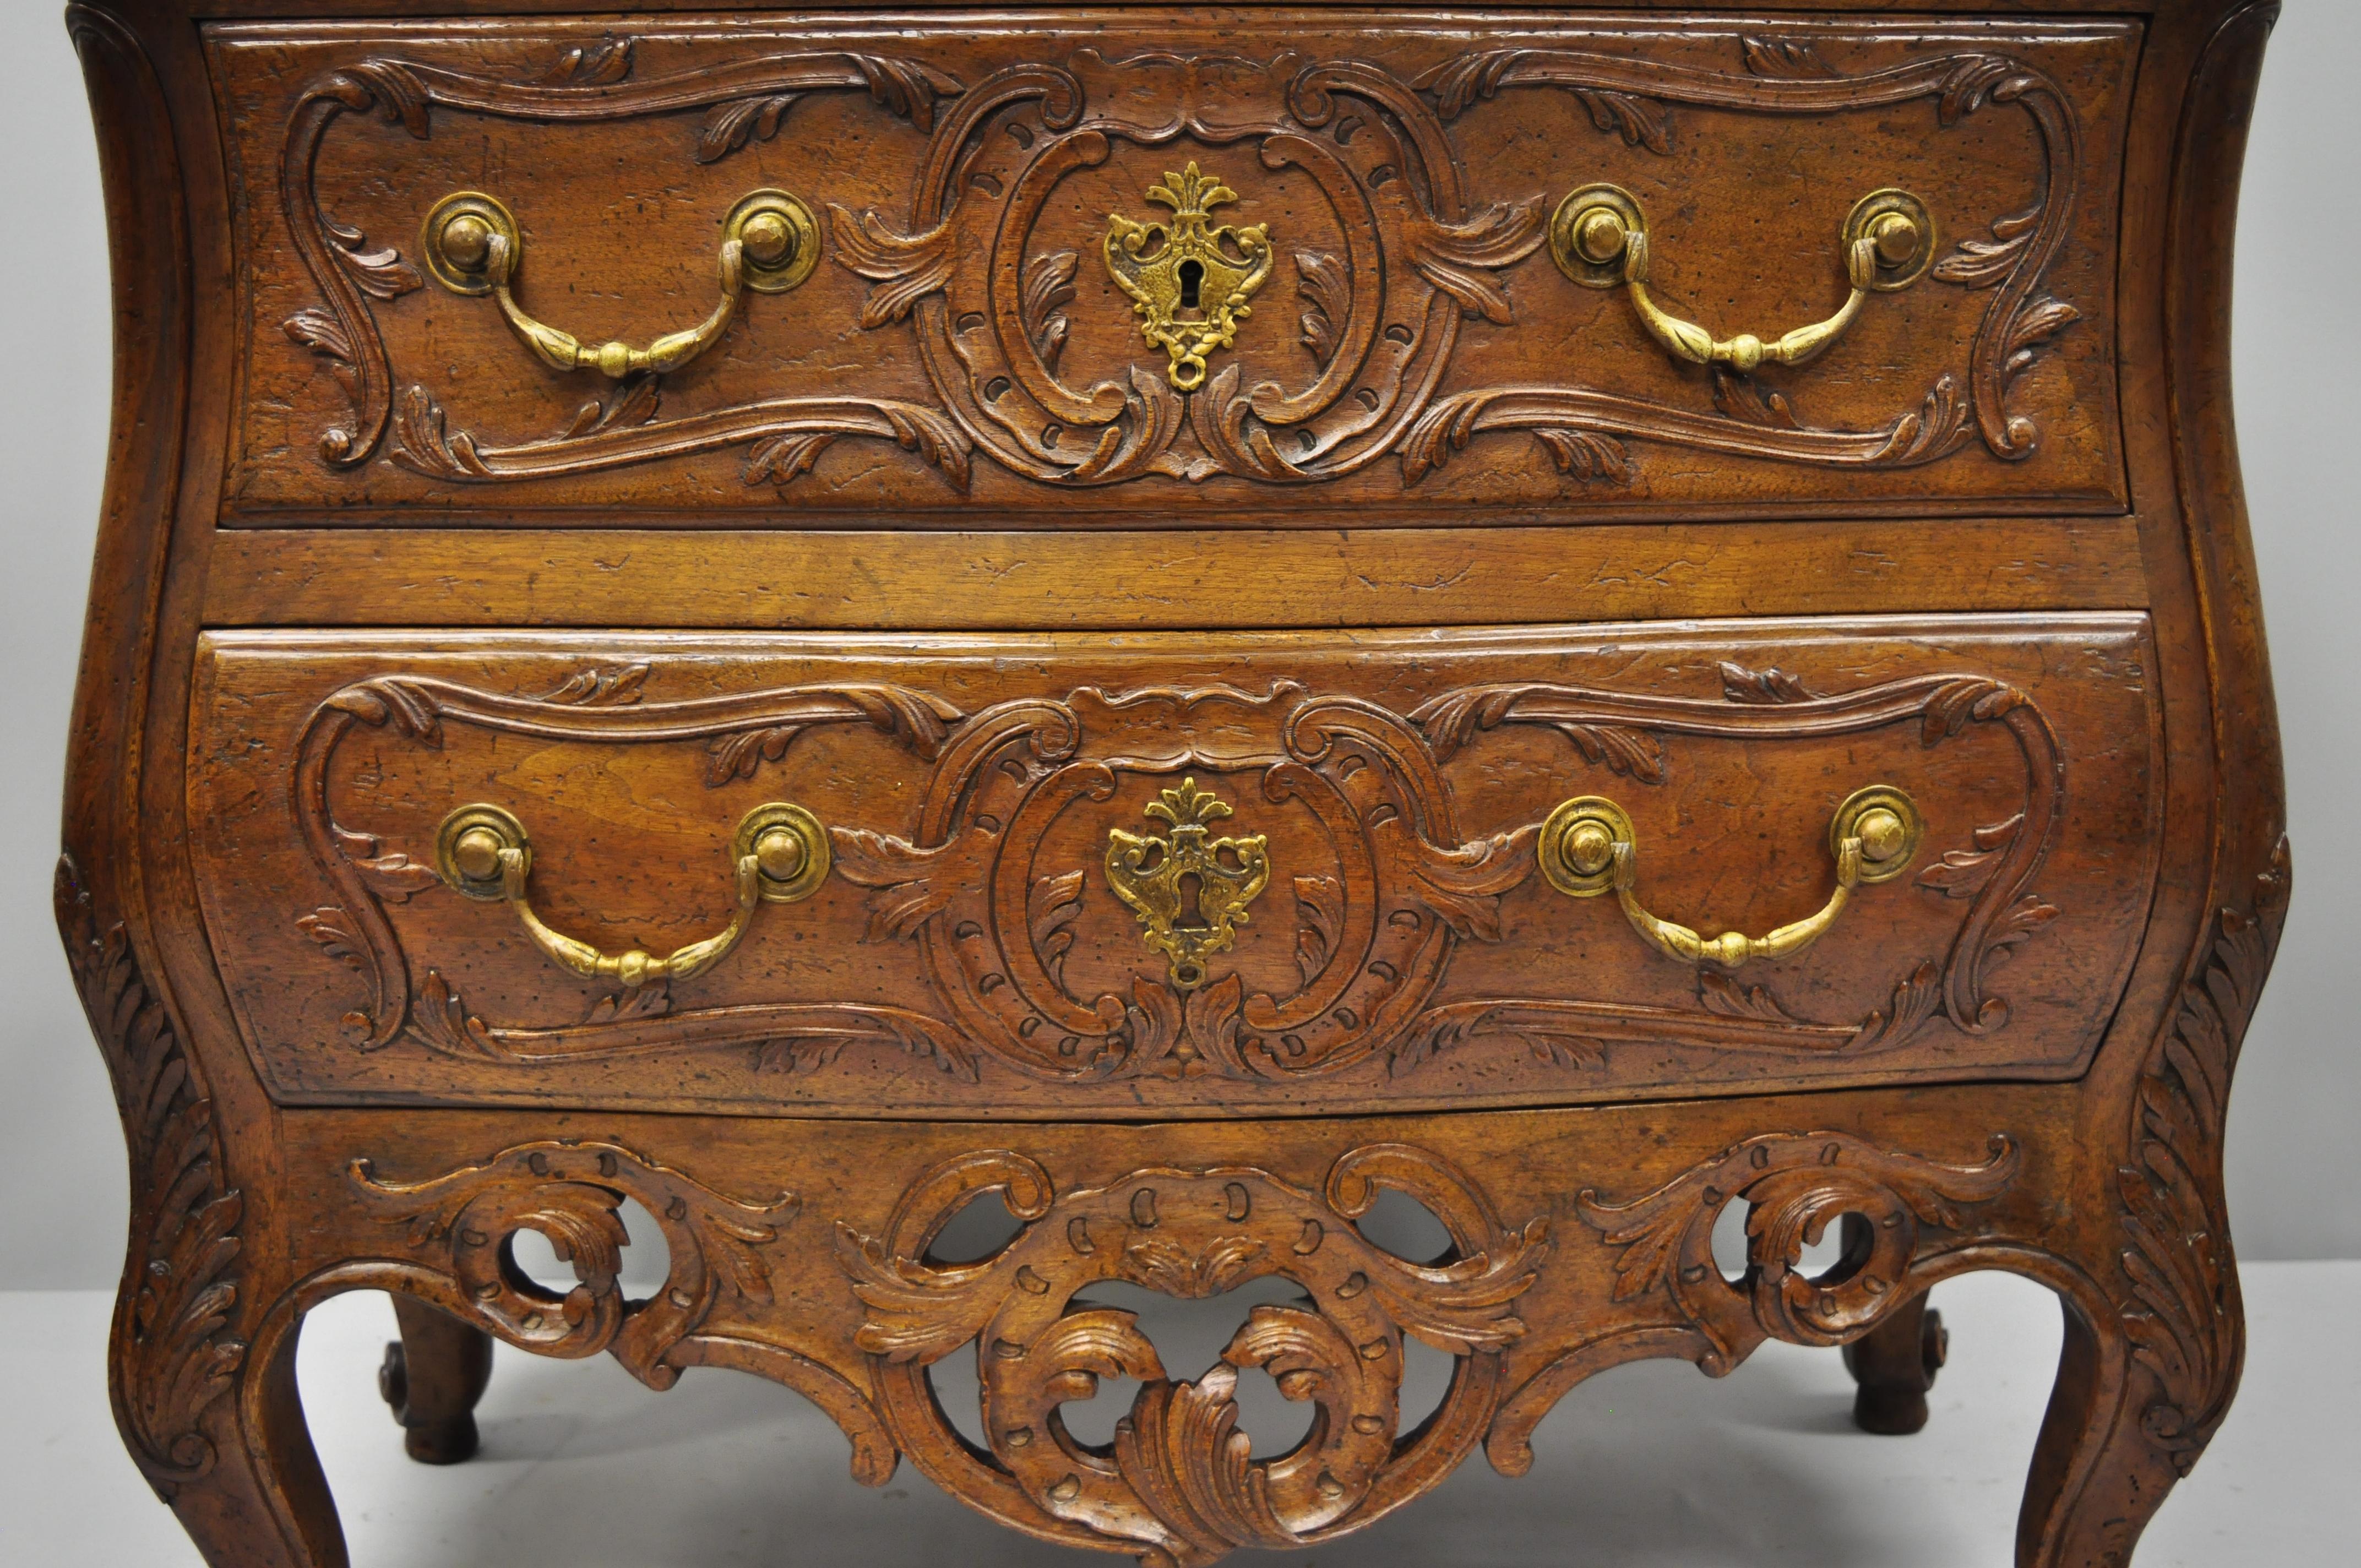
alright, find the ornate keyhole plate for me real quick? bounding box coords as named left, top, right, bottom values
left=1103, top=162, right=1274, bottom=393
left=1106, top=778, right=1272, bottom=989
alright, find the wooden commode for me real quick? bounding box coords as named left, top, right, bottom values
left=57, top=3, right=2288, bottom=1563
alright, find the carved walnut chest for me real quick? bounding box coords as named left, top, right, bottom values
left=58, top=2, right=2288, bottom=1562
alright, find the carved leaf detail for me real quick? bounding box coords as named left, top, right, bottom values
left=1391, top=1005, right=1604, bottom=1078
left=745, top=432, right=839, bottom=486
left=1022, top=251, right=1079, bottom=369
left=2120, top=844, right=2289, bottom=1472
left=1719, top=662, right=1819, bottom=705
left=1742, top=37, right=1842, bottom=79
left=832, top=827, right=998, bottom=942
left=849, top=54, right=964, bottom=132
left=1712, top=371, right=1802, bottom=430
left=390, top=386, right=493, bottom=480
left=325, top=219, right=422, bottom=301
left=1558, top=723, right=1666, bottom=783
left=284, top=308, right=353, bottom=368
left=1293, top=874, right=1345, bottom=984
left=704, top=687, right=962, bottom=785
left=298, top=907, right=367, bottom=972
left=756, top=1008, right=980, bottom=1082
left=1934, top=206, right=2039, bottom=287
left=1916, top=815, right=2023, bottom=899
left=1697, top=972, right=1797, bottom=1023
left=830, top=206, right=956, bottom=328
left=1028, top=870, right=1086, bottom=983
left=559, top=374, right=661, bottom=440
left=532, top=35, right=635, bottom=86
left=1851, top=961, right=1945, bottom=1048
left=1407, top=201, right=1546, bottom=323
left=409, top=970, right=498, bottom=1059
left=56, top=859, right=247, bottom=1489
left=697, top=94, right=802, bottom=163
left=542, top=664, right=650, bottom=706
left=584, top=984, right=673, bottom=1025
left=1531, top=429, right=1630, bottom=483
left=1294, top=249, right=1350, bottom=367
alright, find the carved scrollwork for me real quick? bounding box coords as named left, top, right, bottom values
left=290, top=656, right=2068, bottom=1087
left=349, top=1139, right=798, bottom=1382
left=836, top=1145, right=1547, bottom=1562
left=1483, top=1126, right=2017, bottom=1477
left=55, top=857, right=246, bottom=1499
left=280, top=31, right=2093, bottom=496
left=280, top=37, right=966, bottom=473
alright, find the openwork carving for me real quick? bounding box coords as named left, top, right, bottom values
left=291, top=658, right=2066, bottom=1085
left=1486, top=1126, right=2017, bottom=1474
left=350, top=1139, right=798, bottom=1381
left=836, top=1145, right=1547, bottom=1561
left=2119, top=839, right=2290, bottom=1474
left=279, top=32, right=2092, bottom=494
left=56, top=858, right=246, bottom=1499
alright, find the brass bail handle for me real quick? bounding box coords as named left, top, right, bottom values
left=421, top=189, right=820, bottom=378
left=1537, top=786, right=1923, bottom=968
left=1549, top=185, right=1935, bottom=372
left=433, top=801, right=832, bottom=989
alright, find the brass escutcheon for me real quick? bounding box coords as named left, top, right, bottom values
left=1549, top=183, right=1935, bottom=371
left=1538, top=786, right=1924, bottom=968
left=433, top=799, right=830, bottom=989
left=1105, top=778, right=1272, bottom=990
left=421, top=188, right=819, bottom=378
left=1103, top=164, right=1275, bottom=394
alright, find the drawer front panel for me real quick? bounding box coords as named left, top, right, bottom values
left=213, top=11, right=2135, bottom=526
left=188, top=618, right=2159, bottom=1117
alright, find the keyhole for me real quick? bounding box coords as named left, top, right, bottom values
left=1178, top=259, right=1204, bottom=312
left=1175, top=872, right=1210, bottom=930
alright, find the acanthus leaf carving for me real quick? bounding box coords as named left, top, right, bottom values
left=839, top=1146, right=1545, bottom=1560
left=55, top=858, right=247, bottom=1498
left=2118, top=840, right=2289, bottom=1474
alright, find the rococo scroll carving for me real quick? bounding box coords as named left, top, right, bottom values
left=344, top=1136, right=895, bottom=1480
left=281, top=32, right=2091, bottom=494
left=291, top=658, right=2066, bottom=1086
left=2118, top=839, right=2289, bottom=1474
left=1486, top=1126, right=2018, bottom=1476
left=56, top=857, right=247, bottom=1499
left=835, top=1145, right=1547, bottom=1562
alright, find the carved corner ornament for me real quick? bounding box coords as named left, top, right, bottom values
left=835, top=1144, right=1546, bottom=1561
left=55, top=856, right=247, bottom=1499
left=1103, top=162, right=1274, bottom=393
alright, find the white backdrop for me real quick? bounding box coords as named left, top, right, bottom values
left=2, top=1, right=2354, bottom=1287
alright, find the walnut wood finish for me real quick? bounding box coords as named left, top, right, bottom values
left=377, top=1297, right=493, bottom=1465
left=59, top=3, right=2286, bottom=1566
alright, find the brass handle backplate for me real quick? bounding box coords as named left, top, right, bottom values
left=1550, top=184, right=1934, bottom=372
left=434, top=801, right=831, bottom=989
left=422, top=188, right=819, bottom=378
left=1538, top=786, right=1922, bottom=968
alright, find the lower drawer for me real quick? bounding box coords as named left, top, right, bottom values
left=187, top=616, right=2159, bottom=1117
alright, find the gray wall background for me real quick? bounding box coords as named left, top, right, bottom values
left=1, top=2, right=2353, bottom=1288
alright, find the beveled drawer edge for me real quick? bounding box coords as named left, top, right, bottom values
left=198, top=517, right=2146, bottom=630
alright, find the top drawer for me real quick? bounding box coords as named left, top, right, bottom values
left=213, top=9, right=2136, bottom=527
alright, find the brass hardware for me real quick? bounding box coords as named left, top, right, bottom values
left=1538, top=786, right=1923, bottom=968
left=1103, top=164, right=1274, bottom=393
left=432, top=800, right=830, bottom=989
left=1105, top=777, right=1271, bottom=990
left=422, top=188, right=818, bottom=378
left=1549, top=183, right=1935, bottom=372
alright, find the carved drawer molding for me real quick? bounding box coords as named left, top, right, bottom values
left=217, top=15, right=2136, bottom=519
